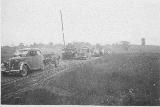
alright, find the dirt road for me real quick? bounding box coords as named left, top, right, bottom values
left=1, top=58, right=97, bottom=104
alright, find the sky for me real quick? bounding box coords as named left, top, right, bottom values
left=1, top=0, right=160, bottom=46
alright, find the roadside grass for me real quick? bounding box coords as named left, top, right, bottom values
left=3, top=53, right=160, bottom=105
left=47, top=53, right=160, bottom=105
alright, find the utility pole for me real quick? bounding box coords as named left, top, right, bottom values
left=60, top=10, right=66, bottom=48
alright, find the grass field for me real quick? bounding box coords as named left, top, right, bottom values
left=8, top=53, right=160, bottom=105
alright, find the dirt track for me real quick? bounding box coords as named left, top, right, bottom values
left=1, top=58, right=97, bottom=104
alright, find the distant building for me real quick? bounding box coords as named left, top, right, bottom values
left=141, top=38, right=146, bottom=46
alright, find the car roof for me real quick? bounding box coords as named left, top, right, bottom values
left=18, top=48, right=41, bottom=51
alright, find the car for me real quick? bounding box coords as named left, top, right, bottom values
left=1, top=48, right=45, bottom=77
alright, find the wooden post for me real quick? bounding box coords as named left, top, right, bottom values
left=60, top=10, right=65, bottom=48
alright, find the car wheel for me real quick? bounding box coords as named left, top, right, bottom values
left=20, top=65, right=28, bottom=77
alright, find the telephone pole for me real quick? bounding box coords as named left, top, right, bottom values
left=60, top=10, right=66, bottom=48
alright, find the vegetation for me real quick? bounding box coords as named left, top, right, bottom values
left=120, top=41, right=130, bottom=51
left=47, top=53, right=160, bottom=105
left=2, top=42, right=160, bottom=62
left=1, top=46, right=17, bottom=62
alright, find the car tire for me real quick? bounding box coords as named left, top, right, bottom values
left=20, top=65, right=28, bottom=77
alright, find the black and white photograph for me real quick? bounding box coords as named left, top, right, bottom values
left=1, top=0, right=160, bottom=105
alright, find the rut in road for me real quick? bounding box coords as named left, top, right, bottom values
left=1, top=60, right=79, bottom=87
left=1, top=62, right=74, bottom=96
left=2, top=66, right=76, bottom=100
left=1, top=58, right=98, bottom=102
left=1, top=60, right=68, bottom=85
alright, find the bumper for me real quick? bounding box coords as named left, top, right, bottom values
left=2, top=69, right=20, bottom=74
left=1, top=63, right=22, bottom=74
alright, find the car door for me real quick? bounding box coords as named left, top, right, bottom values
left=25, top=51, right=33, bottom=69
left=29, top=50, right=40, bottom=69
left=37, top=50, right=44, bottom=68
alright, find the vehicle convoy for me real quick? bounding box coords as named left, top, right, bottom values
left=1, top=48, right=60, bottom=77
left=62, top=44, right=92, bottom=60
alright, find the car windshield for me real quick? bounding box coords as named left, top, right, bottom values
left=14, top=50, right=29, bottom=57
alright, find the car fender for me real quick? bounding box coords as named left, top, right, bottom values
left=19, top=62, right=30, bottom=70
